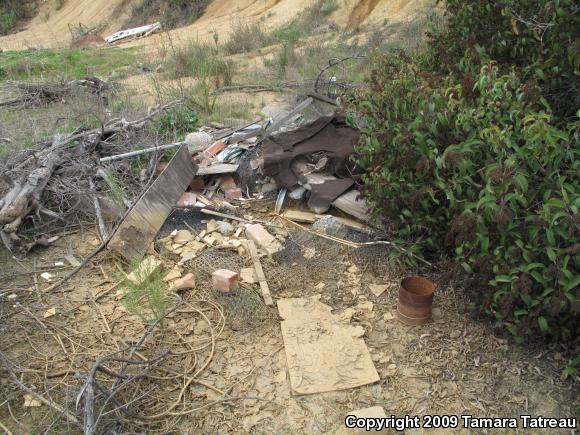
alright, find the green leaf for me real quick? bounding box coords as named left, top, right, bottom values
left=563, top=275, right=580, bottom=293
left=538, top=317, right=549, bottom=332
left=547, top=248, right=557, bottom=262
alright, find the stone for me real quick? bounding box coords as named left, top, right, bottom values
left=216, top=221, right=234, bottom=236
left=173, top=273, right=196, bottom=290
left=383, top=312, right=395, bottom=321
left=40, top=272, right=53, bottom=282
left=164, top=267, right=182, bottom=282
left=369, top=284, right=389, bottom=297
left=347, top=264, right=360, bottom=274
left=206, top=220, right=218, bottom=233
left=43, top=308, right=56, bottom=318
left=202, top=235, right=216, bottom=246
left=212, top=269, right=239, bottom=292
left=240, top=267, right=258, bottom=284
left=261, top=183, right=278, bottom=194
left=245, top=224, right=281, bottom=254
left=184, top=131, right=212, bottom=154
left=225, top=188, right=243, bottom=200
left=174, top=229, right=194, bottom=244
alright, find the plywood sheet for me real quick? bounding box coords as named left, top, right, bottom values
left=278, top=295, right=379, bottom=395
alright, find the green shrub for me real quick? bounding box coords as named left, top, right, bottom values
left=154, top=107, right=199, bottom=140
left=428, top=0, right=580, bottom=119
left=126, top=0, right=210, bottom=29
left=222, top=22, right=275, bottom=55
left=166, top=41, right=234, bottom=86
left=351, top=53, right=579, bottom=343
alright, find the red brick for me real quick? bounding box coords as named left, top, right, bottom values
left=202, top=141, right=226, bottom=160
left=225, top=187, right=242, bottom=200
left=212, top=269, right=239, bottom=293
left=189, top=176, right=205, bottom=190
left=219, top=175, right=237, bottom=189
left=177, top=192, right=197, bottom=207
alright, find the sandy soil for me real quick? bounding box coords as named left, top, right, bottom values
left=0, top=0, right=430, bottom=51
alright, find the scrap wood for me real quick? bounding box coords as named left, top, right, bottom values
left=99, top=142, right=184, bottom=163
left=108, top=145, right=197, bottom=261
left=197, top=163, right=239, bottom=176
left=245, top=240, right=273, bottom=306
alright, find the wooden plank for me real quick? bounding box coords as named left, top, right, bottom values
left=108, top=145, right=196, bottom=260
left=245, top=240, right=273, bottom=306
left=332, top=190, right=370, bottom=222
left=282, top=209, right=371, bottom=231
left=197, top=163, right=239, bottom=176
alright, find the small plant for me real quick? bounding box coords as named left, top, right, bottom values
left=103, top=169, right=127, bottom=207
left=123, top=261, right=168, bottom=324
left=55, top=0, right=65, bottom=11
left=222, top=22, right=275, bottom=55
left=154, top=107, right=199, bottom=140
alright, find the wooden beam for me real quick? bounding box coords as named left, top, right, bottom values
left=197, top=164, right=239, bottom=176
left=245, top=240, right=273, bottom=306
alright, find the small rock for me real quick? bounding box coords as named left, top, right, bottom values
left=369, top=283, right=389, bottom=297
left=54, top=261, right=64, bottom=267
left=347, top=264, right=360, bottom=274
left=43, top=308, right=56, bottom=318
left=207, top=220, right=218, bottom=233
left=216, top=221, right=234, bottom=236
left=174, top=229, right=194, bottom=244
left=240, top=267, right=258, bottom=284
left=180, top=251, right=196, bottom=263
left=245, top=224, right=281, bottom=255
left=203, top=235, right=216, bottom=246
left=384, top=312, right=395, bottom=321
left=164, top=267, right=182, bottom=282
left=40, top=272, right=53, bottom=282
left=261, top=183, right=278, bottom=194
left=357, top=301, right=374, bottom=312
left=238, top=246, right=248, bottom=257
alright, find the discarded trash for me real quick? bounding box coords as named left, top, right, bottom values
left=105, top=22, right=161, bottom=44
left=40, top=272, right=53, bottom=282
left=397, top=276, right=436, bottom=326
left=23, top=394, right=42, bottom=408
left=368, top=283, right=389, bottom=297
left=278, top=295, right=379, bottom=394
left=43, top=307, right=56, bottom=318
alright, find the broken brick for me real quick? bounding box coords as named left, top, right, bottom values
left=190, top=176, right=205, bottom=191
left=219, top=175, right=237, bottom=189
left=225, top=187, right=242, bottom=200
left=212, top=269, right=239, bottom=293
left=177, top=192, right=197, bottom=207
left=202, top=141, right=225, bottom=160
left=173, top=273, right=195, bottom=290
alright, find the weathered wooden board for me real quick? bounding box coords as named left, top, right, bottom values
left=197, top=163, right=239, bottom=176
left=108, top=145, right=196, bottom=260
left=332, top=190, right=370, bottom=222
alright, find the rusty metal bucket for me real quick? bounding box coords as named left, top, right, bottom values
left=397, top=276, right=435, bottom=326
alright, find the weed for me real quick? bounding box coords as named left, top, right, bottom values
left=55, top=0, right=65, bottom=10
left=222, top=22, right=275, bottom=55
left=166, top=41, right=234, bottom=87
left=103, top=170, right=127, bottom=207
left=122, top=261, right=168, bottom=324
left=154, top=107, right=199, bottom=140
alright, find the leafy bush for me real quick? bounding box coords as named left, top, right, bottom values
left=351, top=51, right=579, bottom=342
left=154, top=107, right=199, bottom=140
left=222, top=22, right=275, bottom=55
left=428, top=0, right=580, bottom=119
left=0, top=0, right=38, bottom=35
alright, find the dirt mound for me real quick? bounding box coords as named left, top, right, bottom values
left=0, top=0, right=430, bottom=51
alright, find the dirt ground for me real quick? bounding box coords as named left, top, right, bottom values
left=0, top=200, right=577, bottom=434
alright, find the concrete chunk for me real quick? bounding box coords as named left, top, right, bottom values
left=245, top=224, right=281, bottom=254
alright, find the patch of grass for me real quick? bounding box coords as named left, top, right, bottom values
left=273, top=0, right=338, bottom=43
left=166, top=41, right=234, bottom=87
left=103, top=169, right=127, bottom=207
left=122, top=261, right=168, bottom=324
left=0, top=47, right=138, bottom=83
left=222, top=22, right=276, bottom=55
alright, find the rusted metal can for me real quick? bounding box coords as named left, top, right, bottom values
left=397, top=276, right=436, bottom=326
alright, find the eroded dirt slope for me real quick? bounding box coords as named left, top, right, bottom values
left=0, top=0, right=429, bottom=50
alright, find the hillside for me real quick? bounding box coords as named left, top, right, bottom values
left=0, top=0, right=428, bottom=50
